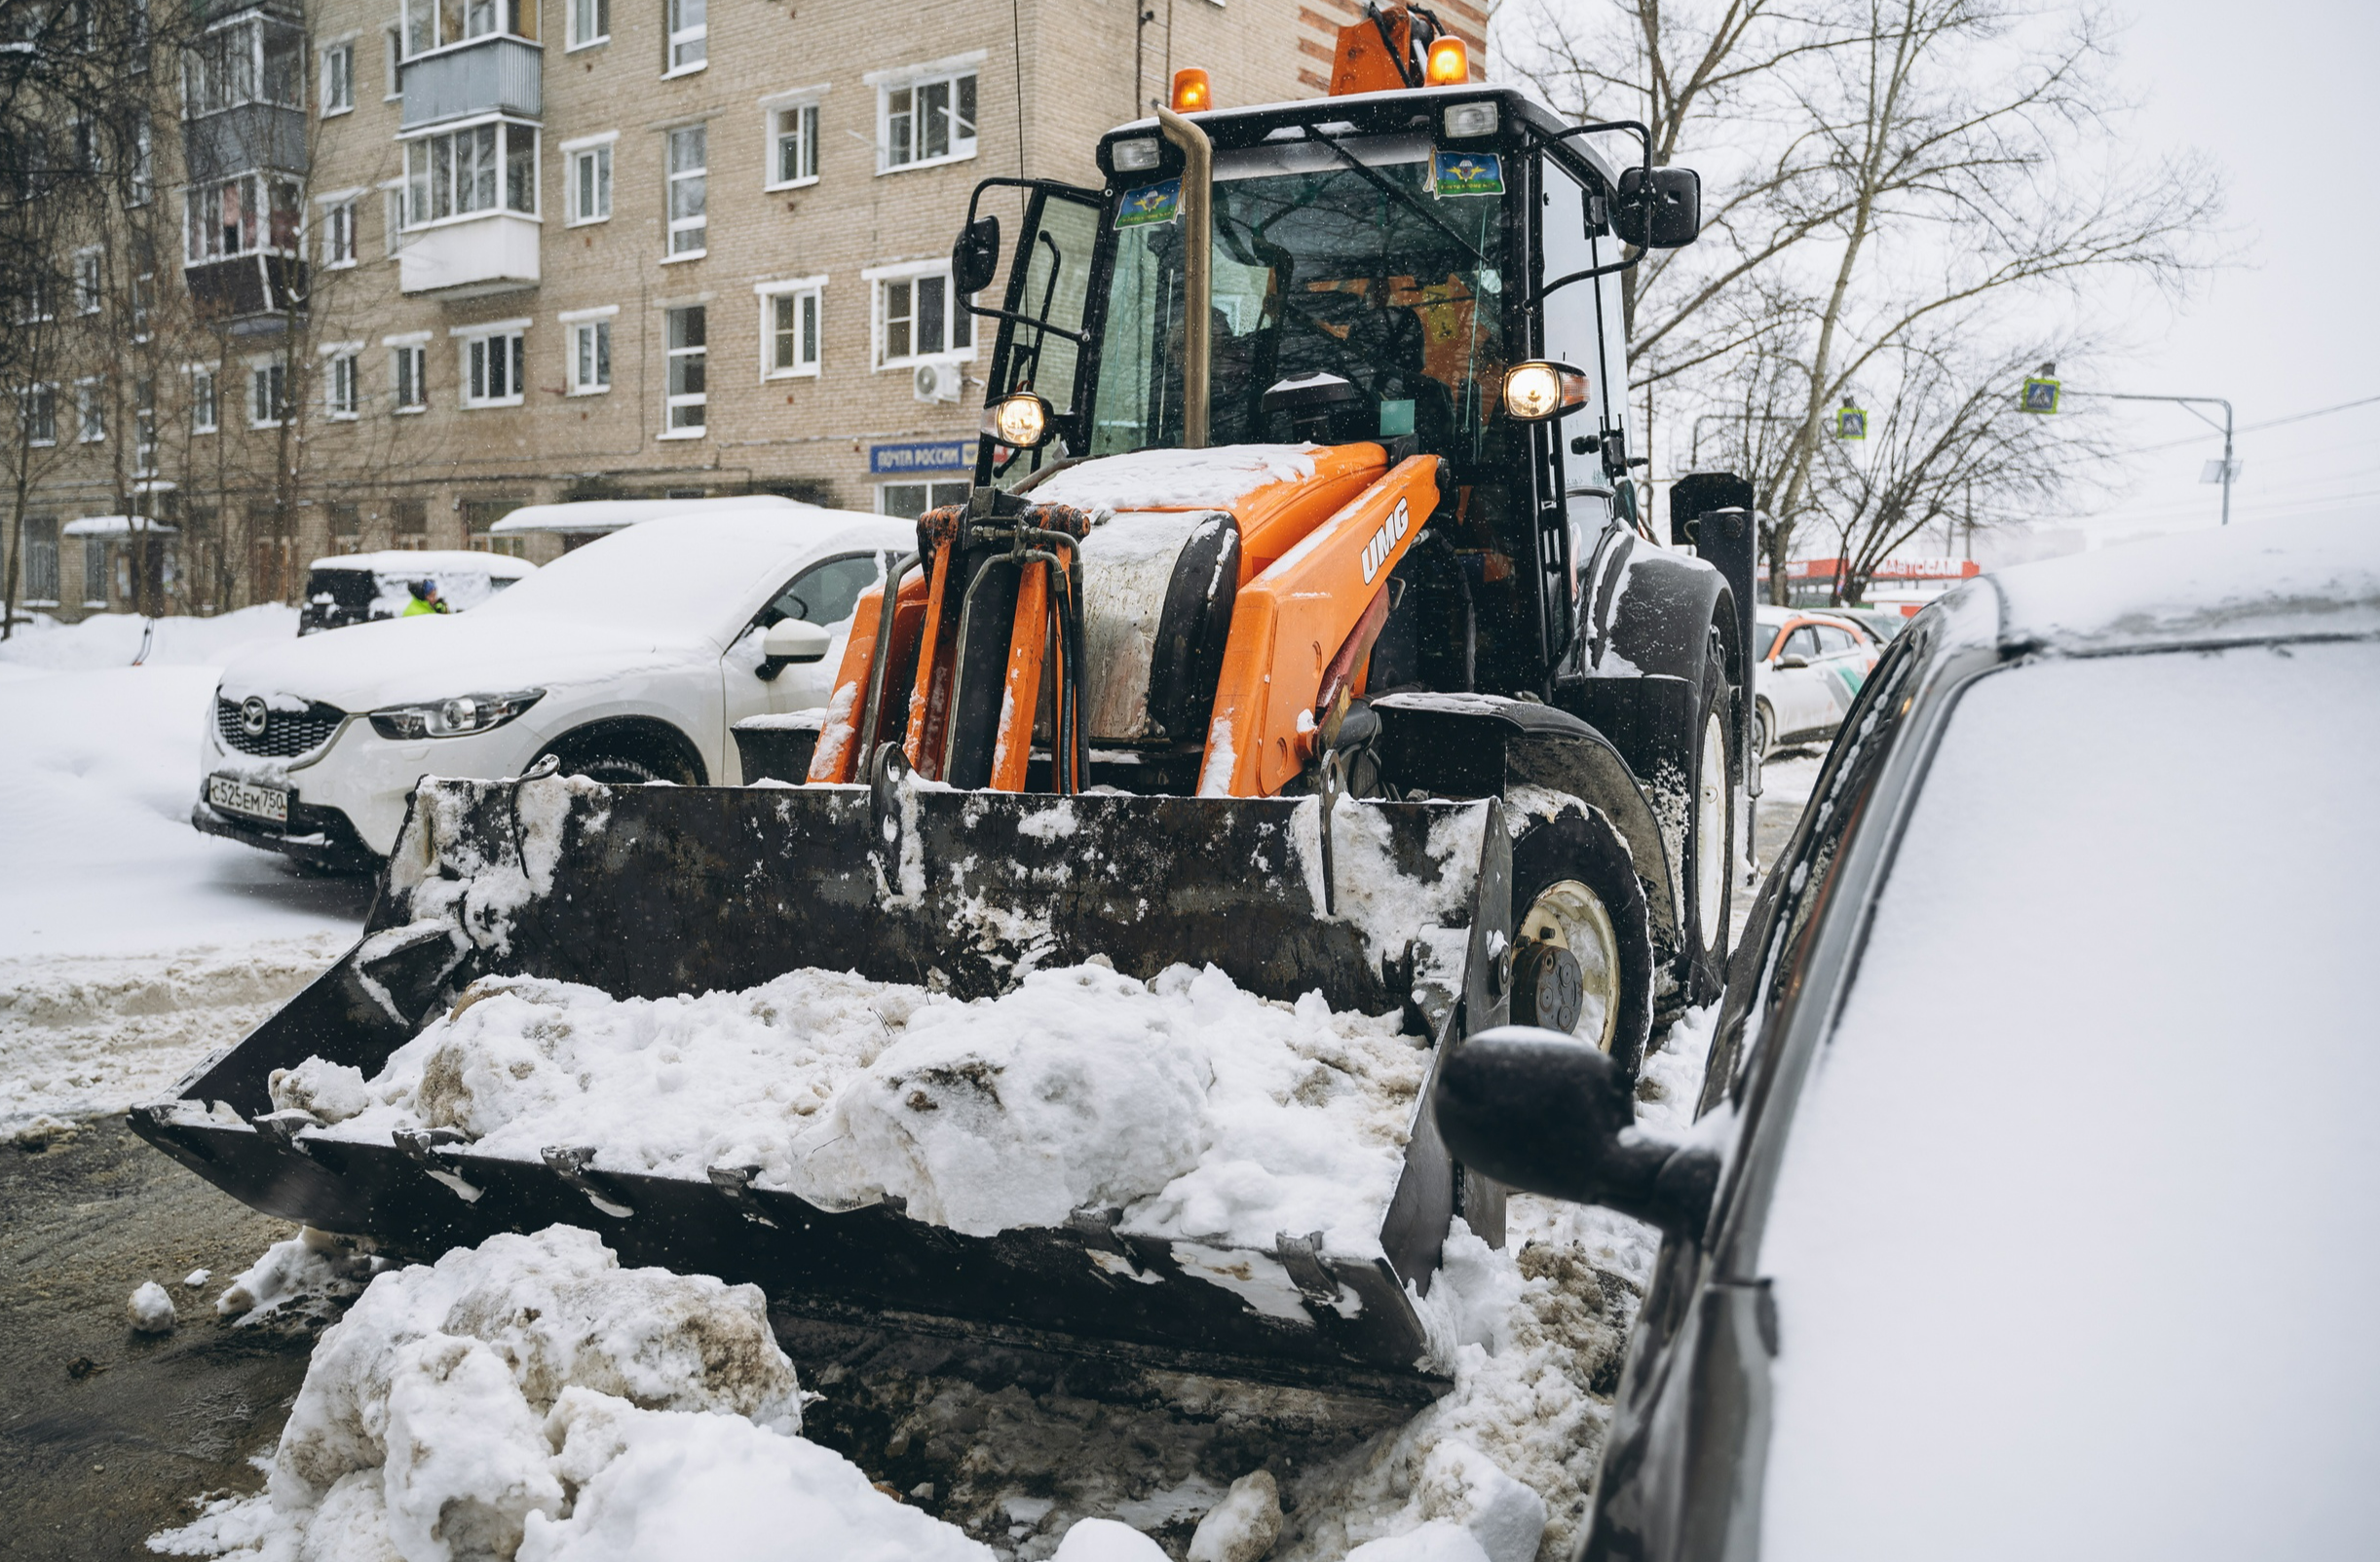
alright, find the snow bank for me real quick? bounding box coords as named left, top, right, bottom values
left=0, top=604, right=298, bottom=673
left=308, top=961, right=1425, bottom=1260
left=154, top=1227, right=987, bottom=1562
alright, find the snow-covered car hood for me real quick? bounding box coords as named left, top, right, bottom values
left=216, top=611, right=717, bottom=712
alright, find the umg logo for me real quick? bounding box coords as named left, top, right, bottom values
left=1360, top=497, right=1412, bottom=585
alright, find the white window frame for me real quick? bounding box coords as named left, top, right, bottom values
left=317, top=189, right=362, bottom=267
left=387, top=331, right=430, bottom=413
left=663, top=123, right=705, bottom=259
left=756, top=275, right=825, bottom=380
left=451, top=319, right=530, bottom=409
left=865, top=258, right=974, bottom=369
left=400, top=115, right=539, bottom=230
left=75, top=378, right=105, bottom=442
left=660, top=302, right=706, bottom=438
left=663, top=0, right=705, bottom=76
left=248, top=359, right=287, bottom=429
left=321, top=341, right=363, bottom=420
left=560, top=304, right=617, bottom=395
left=878, top=478, right=973, bottom=517
left=130, top=112, right=153, bottom=205
left=72, top=247, right=102, bottom=314
left=561, top=130, right=615, bottom=225
left=22, top=383, right=58, bottom=447
left=567, top=0, right=609, bottom=50
left=384, top=22, right=403, bottom=97
left=184, top=365, right=218, bottom=434
left=868, top=53, right=983, bottom=174
left=401, top=0, right=536, bottom=58
left=320, top=38, right=355, bottom=115
left=761, top=86, right=826, bottom=190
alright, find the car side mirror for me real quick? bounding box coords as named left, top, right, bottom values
left=1775, top=655, right=1809, bottom=670
left=1433, top=1025, right=1719, bottom=1238
left=1613, top=166, right=1701, bottom=248
left=757, top=619, right=832, bottom=682
left=953, top=215, right=1001, bottom=296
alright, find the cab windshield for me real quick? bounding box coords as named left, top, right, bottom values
left=1090, top=136, right=1508, bottom=463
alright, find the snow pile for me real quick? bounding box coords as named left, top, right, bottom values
left=1032, top=444, right=1324, bottom=511
left=129, top=1280, right=179, bottom=1334
left=215, top=1229, right=388, bottom=1325
left=156, top=1228, right=988, bottom=1562
left=305, top=961, right=1427, bottom=1260
left=2, top=933, right=353, bottom=1138
left=0, top=603, right=298, bottom=673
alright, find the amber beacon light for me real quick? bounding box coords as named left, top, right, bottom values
left=1171, top=67, right=1211, bottom=112
left=1425, top=35, right=1468, bottom=85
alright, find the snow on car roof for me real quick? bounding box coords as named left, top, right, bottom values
left=306, top=550, right=536, bottom=577
left=1990, top=514, right=2380, bottom=655
left=486, top=495, right=815, bottom=536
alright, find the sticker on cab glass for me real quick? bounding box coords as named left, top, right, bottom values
left=1115, top=178, right=1182, bottom=228
left=1433, top=151, right=1503, bottom=197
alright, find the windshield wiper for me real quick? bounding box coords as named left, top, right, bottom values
left=1299, top=125, right=1491, bottom=271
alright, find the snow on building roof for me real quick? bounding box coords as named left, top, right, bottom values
left=1991, top=514, right=2380, bottom=656
left=61, top=514, right=177, bottom=538
left=307, top=550, right=536, bottom=577
left=487, top=495, right=815, bottom=536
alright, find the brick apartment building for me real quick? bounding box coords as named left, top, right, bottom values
left=5, top=0, right=1486, bottom=623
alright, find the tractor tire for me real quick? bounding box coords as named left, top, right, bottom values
left=1680, top=644, right=1738, bottom=1005
left=1509, top=802, right=1654, bottom=1083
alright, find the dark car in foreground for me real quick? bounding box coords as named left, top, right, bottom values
left=1438, top=515, right=2380, bottom=1561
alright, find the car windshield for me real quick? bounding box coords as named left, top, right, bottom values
left=1753, top=639, right=2380, bottom=1561
left=1090, top=136, right=1508, bottom=464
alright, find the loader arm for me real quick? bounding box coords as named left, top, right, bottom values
left=1199, top=454, right=1442, bottom=796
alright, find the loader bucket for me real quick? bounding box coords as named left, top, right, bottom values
left=132, top=763, right=1511, bottom=1396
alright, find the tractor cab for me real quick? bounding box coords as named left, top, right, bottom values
left=956, top=75, right=1702, bottom=700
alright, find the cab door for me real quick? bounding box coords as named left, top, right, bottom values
left=967, top=180, right=1102, bottom=487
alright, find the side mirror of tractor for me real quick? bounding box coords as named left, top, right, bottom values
left=1432, top=1025, right=1719, bottom=1238
left=953, top=216, right=1001, bottom=297
left=757, top=619, right=832, bottom=681
left=1613, top=166, right=1702, bottom=249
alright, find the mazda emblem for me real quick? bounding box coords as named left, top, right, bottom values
left=240, top=696, right=269, bottom=737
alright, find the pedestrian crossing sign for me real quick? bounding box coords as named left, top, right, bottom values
left=1834, top=405, right=1868, bottom=440
left=2021, top=375, right=2060, bottom=414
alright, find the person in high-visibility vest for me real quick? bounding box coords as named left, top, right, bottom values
left=401, top=580, right=449, bottom=617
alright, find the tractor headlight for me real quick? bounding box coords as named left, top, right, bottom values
left=985, top=391, right=1056, bottom=449
left=1501, top=361, right=1591, bottom=422
left=1112, top=136, right=1161, bottom=171
left=370, top=689, right=544, bottom=741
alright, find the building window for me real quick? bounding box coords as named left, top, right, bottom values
left=23, top=516, right=58, bottom=603
left=567, top=317, right=612, bottom=394
left=184, top=173, right=301, bottom=262
left=391, top=341, right=428, bottom=410
left=86, top=535, right=110, bottom=606
left=768, top=100, right=818, bottom=188
left=184, top=15, right=304, bottom=114
left=130, top=112, right=152, bottom=204
left=250, top=362, right=287, bottom=427
left=665, top=125, right=705, bottom=255
left=321, top=40, right=354, bottom=114
left=325, top=350, right=359, bottom=418
left=404, top=0, right=538, bottom=55
left=73, top=248, right=102, bottom=314
left=879, top=479, right=972, bottom=518
left=873, top=263, right=971, bottom=366
left=664, top=0, right=704, bottom=73
left=134, top=380, right=158, bottom=475
left=21, top=384, right=57, bottom=446
left=757, top=278, right=823, bottom=378
left=882, top=68, right=976, bottom=171
left=404, top=120, right=537, bottom=226
left=76, top=381, right=104, bottom=442
left=132, top=272, right=154, bottom=338
left=564, top=136, right=613, bottom=223
left=460, top=326, right=527, bottom=407
left=569, top=0, right=609, bottom=49
left=189, top=367, right=217, bottom=433
left=662, top=304, right=705, bottom=435
left=322, top=199, right=359, bottom=266
left=392, top=498, right=429, bottom=547
left=385, top=22, right=402, bottom=95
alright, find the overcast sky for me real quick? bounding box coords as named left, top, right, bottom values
left=2082, top=0, right=2380, bottom=542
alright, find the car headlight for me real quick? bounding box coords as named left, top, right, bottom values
left=369, top=689, right=544, bottom=741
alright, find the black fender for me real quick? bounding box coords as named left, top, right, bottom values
left=1370, top=695, right=1682, bottom=961
left=1561, top=548, right=1740, bottom=801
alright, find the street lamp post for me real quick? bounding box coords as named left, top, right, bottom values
left=2024, top=364, right=2238, bottom=526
